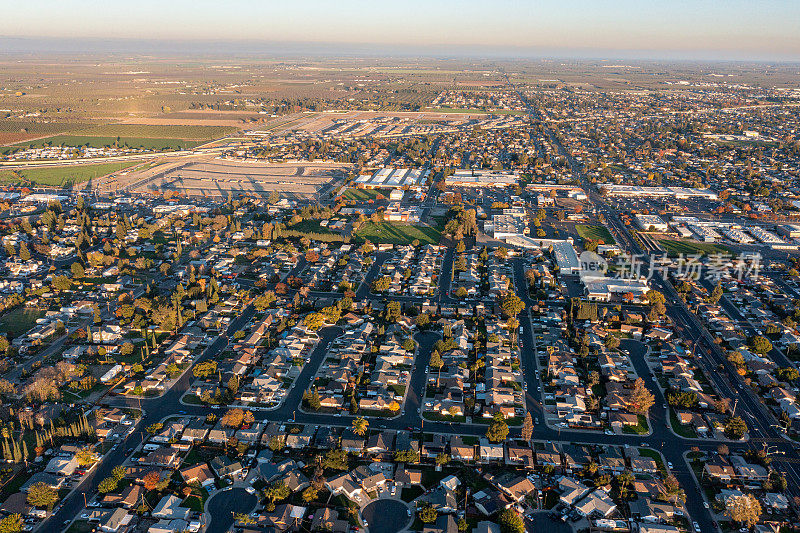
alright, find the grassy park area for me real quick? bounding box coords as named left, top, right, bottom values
left=659, top=239, right=732, bottom=257
left=0, top=161, right=140, bottom=186
left=576, top=224, right=615, bottom=244
left=354, top=221, right=441, bottom=245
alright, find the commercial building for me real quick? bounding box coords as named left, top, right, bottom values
left=553, top=241, right=580, bottom=275
left=598, top=184, right=717, bottom=200
left=748, top=226, right=784, bottom=245
left=778, top=224, right=800, bottom=239
left=448, top=170, right=519, bottom=187
left=354, top=168, right=429, bottom=189
left=484, top=207, right=528, bottom=240
left=634, top=214, right=668, bottom=232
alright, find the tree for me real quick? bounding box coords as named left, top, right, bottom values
left=71, top=262, right=85, bottom=279
left=429, top=350, right=444, bottom=388
left=301, top=486, right=319, bottom=503
left=254, top=291, right=276, bottom=311
left=221, top=408, right=245, bottom=428
left=500, top=291, right=525, bottom=318
left=521, top=412, right=533, bottom=441
left=27, top=482, right=58, bottom=509
left=193, top=360, right=218, bottom=379
left=75, top=447, right=97, bottom=466
left=454, top=286, right=468, bottom=299
left=98, top=475, right=120, bottom=494
left=626, top=378, right=654, bottom=415
left=323, top=449, right=349, bottom=471
left=748, top=335, right=772, bottom=355
left=304, top=312, right=325, bottom=332
left=419, top=505, right=438, bottom=524
left=372, top=275, right=391, bottom=293
left=457, top=518, right=468, bottom=533
left=709, top=282, right=723, bottom=304
left=19, top=242, right=30, bottom=261
left=352, top=417, right=369, bottom=436
left=724, top=416, right=748, bottom=439
left=724, top=493, right=761, bottom=528
left=143, top=470, right=161, bottom=491
left=497, top=509, right=525, bottom=533
left=264, top=481, right=292, bottom=505
left=776, top=367, right=800, bottom=382
left=0, top=514, right=23, bottom=533
left=486, top=413, right=509, bottom=443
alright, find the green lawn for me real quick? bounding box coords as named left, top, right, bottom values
left=659, top=239, right=732, bottom=257
left=669, top=409, right=698, bottom=439
left=0, top=307, right=45, bottom=336
left=341, top=188, right=388, bottom=201
left=182, top=485, right=209, bottom=512
left=0, top=161, right=140, bottom=186
left=288, top=219, right=335, bottom=234
left=576, top=224, right=615, bottom=244
left=354, top=221, right=441, bottom=245
left=622, top=415, right=650, bottom=435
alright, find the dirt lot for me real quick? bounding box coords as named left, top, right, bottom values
left=129, top=159, right=350, bottom=199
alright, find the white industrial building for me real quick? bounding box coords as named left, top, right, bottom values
left=778, top=224, right=800, bottom=239
left=354, top=168, right=429, bottom=189
left=635, top=214, right=668, bottom=232
left=448, top=170, right=519, bottom=187
left=598, top=184, right=718, bottom=200
left=748, top=226, right=785, bottom=245
left=553, top=241, right=580, bottom=274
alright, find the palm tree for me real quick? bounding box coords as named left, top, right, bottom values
left=352, top=417, right=369, bottom=436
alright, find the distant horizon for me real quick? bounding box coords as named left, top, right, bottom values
left=1, top=36, right=799, bottom=64
left=1, top=1, right=799, bottom=62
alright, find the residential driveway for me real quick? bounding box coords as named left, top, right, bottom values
left=206, top=487, right=257, bottom=533
left=361, top=499, right=411, bottom=533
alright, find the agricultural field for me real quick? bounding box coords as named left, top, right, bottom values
left=0, top=161, right=140, bottom=187
left=2, top=124, right=240, bottom=154
left=70, top=124, right=239, bottom=140
left=576, top=224, right=615, bottom=244
left=658, top=238, right=732, bottom=257
left=0, top=121, right=91, bottom=145
left=353, top=221, right=441, bottom=245
left=5, top=135, right=205, bottom=153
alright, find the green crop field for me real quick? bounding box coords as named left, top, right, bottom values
left=576, top=224, right=615, bottom=244
left=69, top=124, right=239, bottom=140
left=5, top=135, right=206, bottom=152
left=353, top=221, right=441, bottom=245
left=659, top=239, right=732, bottom=257
left=0, top=160, right=140, bottom=186
left=0, top=120, right=90, bottom=134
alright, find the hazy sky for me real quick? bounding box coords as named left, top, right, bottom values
left=2, top=0, right=799, bottom=60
